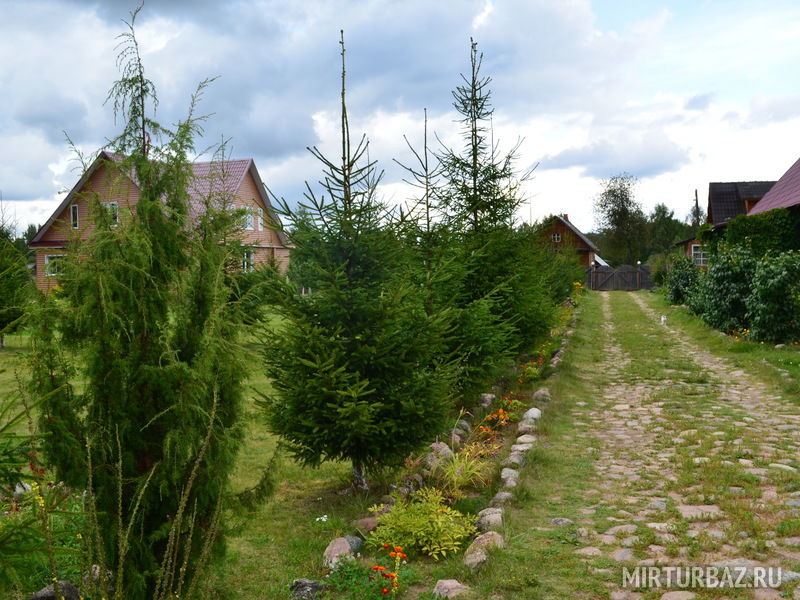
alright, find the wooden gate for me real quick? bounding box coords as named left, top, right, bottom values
left=586, top=265, right=653, bottom=291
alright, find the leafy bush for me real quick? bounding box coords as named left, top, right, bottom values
left=746, top=251, right=800, bottom=343
left=664, top=256, right=698, bottom=305
left=368, top=488, right=477, bottom=559
left=723, top=208, right=800, bottom=257
left=691, top=245, right=755, bottom=332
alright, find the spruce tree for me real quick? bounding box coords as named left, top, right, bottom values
left=261, top=33, right=453, bottom=489
left=29, top=9, right=247, bottom=598
left=0, top=228, right=29, bottom=349
left=437, top=40, right=540, bottom=351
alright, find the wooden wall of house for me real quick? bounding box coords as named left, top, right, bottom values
left=542, top=220, right=594, bottom=266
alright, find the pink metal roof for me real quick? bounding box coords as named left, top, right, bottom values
left=748, top=156, right=800, bottom=215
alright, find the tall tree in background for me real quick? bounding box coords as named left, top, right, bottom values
left=29, top=9, right=247, bottom=598
left=261, top=33, right=453, bottom=490
left=594, top=173, right=647, bottom=265
left=437, top=40, right=542, bottom=350
left=648, top=203, right=692, bottom=256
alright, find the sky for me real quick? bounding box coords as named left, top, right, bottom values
left=3, top=0, right=800, bottom=236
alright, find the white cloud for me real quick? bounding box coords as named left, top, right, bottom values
left=472, top=0, right=494, bottom=30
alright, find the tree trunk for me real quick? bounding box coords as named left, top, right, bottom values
left=352, top=460, right=369, bottom=491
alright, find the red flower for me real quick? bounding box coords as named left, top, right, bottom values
left=372, top=565, right=386, bottom=571
left=381, top=587, right=390, bottom=594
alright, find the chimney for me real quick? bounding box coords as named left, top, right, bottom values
left=561, top=213, right=569, bottom=221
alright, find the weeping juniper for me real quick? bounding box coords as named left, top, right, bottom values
left=260, top=33, right=453, bottom=490
left=29, top=9, right=247, bottom=599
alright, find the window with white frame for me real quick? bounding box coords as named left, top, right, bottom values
left=44, top=254, right=65, bottom=277
left=242, top=249, right=255, bottom=272
left=551, top=232, right=562, bottom=243
left=101, top=201, right=119, bottom=225
left=258, top=207, right=264, bottom=231
left=70, top=204, right=79, bottom=229
left=691, top=244, right=708, bottom=266
left=242, top=206, right=255, bottom=231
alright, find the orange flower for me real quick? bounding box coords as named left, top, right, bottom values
left=389, top=551, right=397, bottom=557
left=372, top=565, right=386, bottom=571
left=381, top=587, right=390, bottom=594
left=394, top=546, right=403, bottom=552
left=382, top=543, right=390, bottom=549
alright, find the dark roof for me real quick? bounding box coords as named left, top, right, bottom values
left=547, top=215, right=600, bottom=254
left=31, top=151, right=290, bottom=246
left=748, top=156, right=800, bottom=215
left=707, top=181, right=776, bottom=225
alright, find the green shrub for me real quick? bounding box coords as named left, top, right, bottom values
left=368, top=488, right=477, bottom=559
left=427, top=446, right=492, bottom=501
left=664, top=256, right=698, bottom=305
left=691, top=245, right=755, bottom=332
left=723, top=209, right=800, bottom=257
left=746, top=251, right=800, bottom=343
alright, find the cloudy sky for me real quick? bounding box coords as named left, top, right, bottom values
left=3, top=0, right=800, bottom=235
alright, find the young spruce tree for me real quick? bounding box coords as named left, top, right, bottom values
left=261, top=34, right=453, bottom=489
left=29, top=10, right=246, bottom=599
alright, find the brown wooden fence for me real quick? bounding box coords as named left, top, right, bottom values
left=586, top=265, right=654, bottom=291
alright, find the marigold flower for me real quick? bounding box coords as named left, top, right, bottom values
left=389, top=551, right=397, bottom=557
left=394, top=546, right=403, bottom=552
left=382, top=543, right=390, bottom=549
left=381, top=587, right=390, bottom=594
left=372, top=565, right=386, bottom=571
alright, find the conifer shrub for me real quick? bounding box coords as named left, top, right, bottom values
left=260, top=34, right=454, bottom=489
left=746, top=251, right=800, bottom=343
left=28, top=10, right=248, bottom=598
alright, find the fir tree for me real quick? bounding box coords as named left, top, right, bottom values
left=29, top=9, right=247, bottom=598
left=261, top=33, right=453, bottom=489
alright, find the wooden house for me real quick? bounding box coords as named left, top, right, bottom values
left=540, top=214, right=602, bottom=267
left=748, top=156, right=800, bottom=216
left=28, top=151, right=291, bottom=291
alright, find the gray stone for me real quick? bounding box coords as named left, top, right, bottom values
left=517, top=422, right=536, bottom=435
left=344, top=535, right=363, bottom=553
left=27, top=582, right=80, bottom=600
left=491, top=491, right=513, bottom=505
left=659, top=593, right=696, bottom=600
left=769, top=463, right=797, bottom=473
left=611, top=548, right=634, bottom=561
left=425, top=442, right=454, bottom=470
left=354, top=517, right=378, bottom=533
left=516, top=434, right=537, bottom=445
left=648, top=501, right=667, bottom=510
left=466, top=531, right=506, bottom=554
left=510, top=443, right=534, bottom=453
left=290, top=579, right=328, bottom=600
left=476, top=507, right=504, bottom=531
left=479, top=393, right=495, bottom=407
left=463, top=547, right=488, bottom=569
left=502, top=452, right=525, bottom=468
left=786, top=498, right=800, bottom=507
left=522, top=407, right=542, bottom=421
left=574, top=546, right=602, bottom=556
left=605, top=524, right=637, bottom=535
left=533, top=388, right=551, bottom=402
left=500, top=468, right=519, bottom=480
left=550, top=517, right=573, bottom=526
left=323, top=537, right=354, bottom=569
left=432, top=579, right=470, bottom=598
left=13, top=482, right=31, bottom=500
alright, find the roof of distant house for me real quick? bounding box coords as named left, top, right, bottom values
left=748, top=156, right=800, bottom=215
left=547, top=214, right=600, bottom=254
left=707, top=181, right=776, bottom=225
left=30, top=151, right=289, bottom=246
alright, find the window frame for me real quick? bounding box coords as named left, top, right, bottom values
left=691, top=244, right=708, bottom=266
left=101, top=201, right=119, bottom=226
left=551, top=232, right=562, bottom=243
left=44, top=254, right=66, bottom=277
left=70, top=204, right=79, bottom=229
left=242, top=249, right=255, bottom=272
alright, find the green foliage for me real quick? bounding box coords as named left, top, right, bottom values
left=28, top=10, right=248, bottom=599
left=723, top=208, right=800, bottom=257
left=427, top=444, right=492, bottom=501
left=690, top=245, right=755, bottom=333
left=648, top=203, right=693, bottom=256
left=368, top=488, right=477, bottom=559
left=777, top=519, right=800, bottom=537
left=593, top=173, right=648, bottom=265
left=261, top=35, right=453, bottom=489
left=0, top=234, right=30, bottom=347
left=664, top=256, right=699, bottom=305
left=746, top=251, right=800, bottom=343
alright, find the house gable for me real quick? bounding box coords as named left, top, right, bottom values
left=748, top=156, right=800, bottom=215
